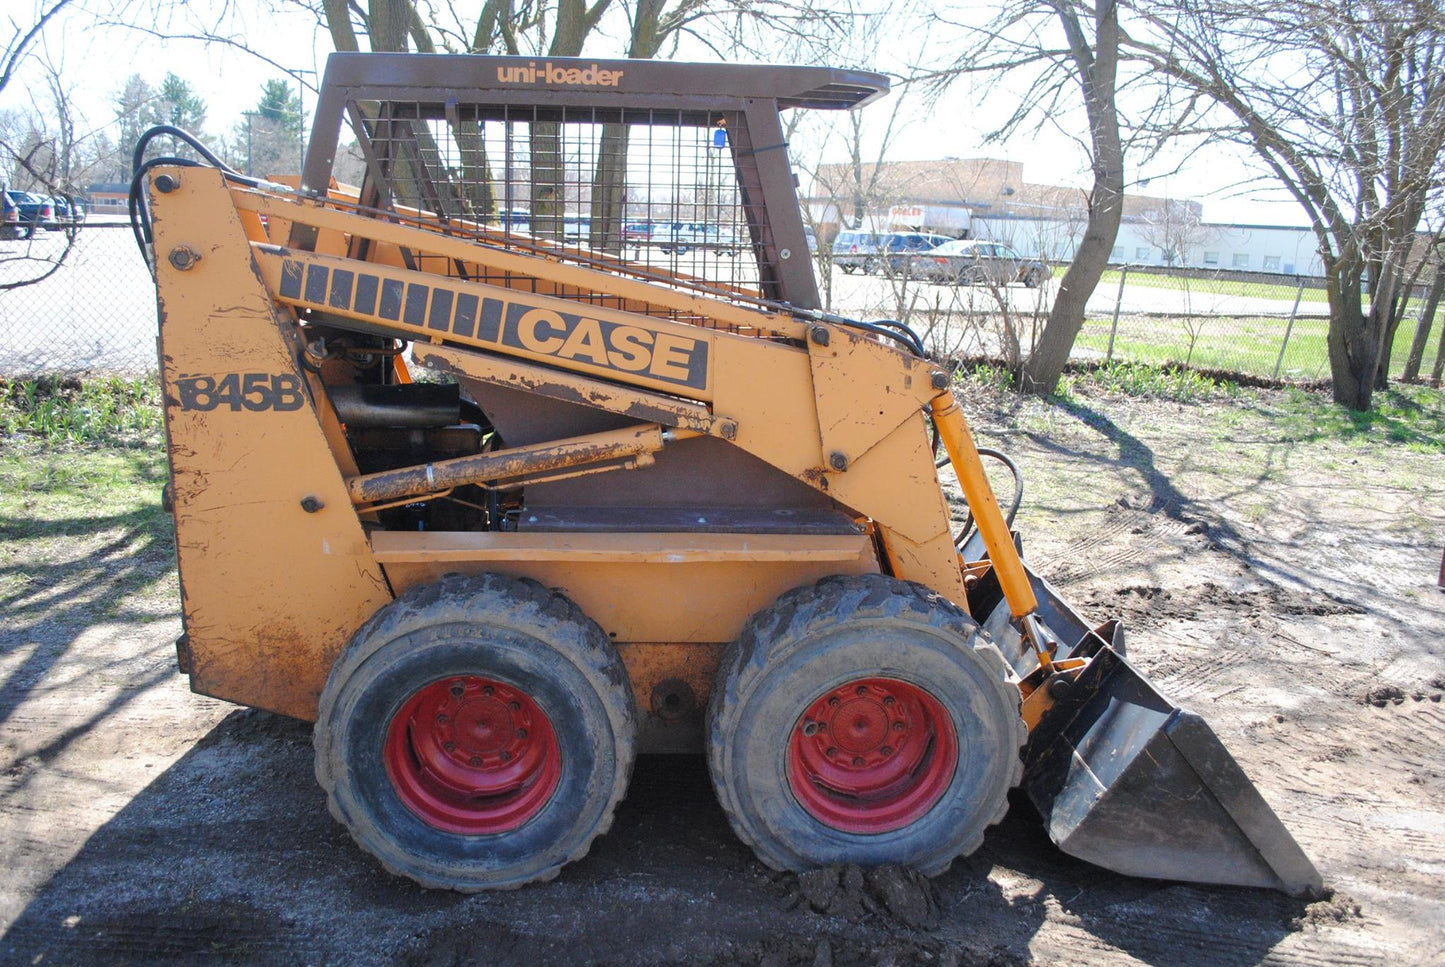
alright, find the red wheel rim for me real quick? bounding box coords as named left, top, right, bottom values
left=786, top=677, right=958, bottom=833
left=384, top=676, right=561, bottom=834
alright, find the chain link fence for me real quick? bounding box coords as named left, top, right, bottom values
left=2, top=225, right=1440, bottom=385
left=1, top=223, right=156, bottom=375
left=815, top=258, right=1441, bottom=383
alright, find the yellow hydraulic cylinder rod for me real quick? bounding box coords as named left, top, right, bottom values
left=930, top=392, right=1038, bottom=620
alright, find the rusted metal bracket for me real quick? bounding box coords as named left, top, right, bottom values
left=344, top=423, right=698, bottom=506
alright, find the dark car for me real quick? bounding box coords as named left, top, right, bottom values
left=1, top=190, right=18, bottom=240
left=45, top=195, right=85, bottom=231
left=3, top=190, right=53, bottom=239
left=914, top=239, right=1053, bottom=288
left=832, top=230, right=951, bottom=274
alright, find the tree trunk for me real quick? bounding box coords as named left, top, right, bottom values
left=1432, top=312, right=1445, bottom=387
left=587, top=0, right=665, bottom=255
left=1402, top=265, right=1444, bottom=382
left=589, top=125, right=628, bottom=254
left=1325, top=265, right=1389, bottom=410
left=1020, top=1, right=1124, bottom=395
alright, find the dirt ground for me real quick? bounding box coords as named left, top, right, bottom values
left=2, top=382, right=1442, bottom=965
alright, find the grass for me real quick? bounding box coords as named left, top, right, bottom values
left=1097, top=268, right=1321, bottom=302
left=0, top=445, right=175, bottom=621
left=1058, top=360, right=1242, bottom=403
left=1075, top=311, right=1443, bottom=382
left=1262, top=383, right=1445, bottom=454
left=0, top=376, right=173, bottom=622
left=1, top=375, right=163, bottom=445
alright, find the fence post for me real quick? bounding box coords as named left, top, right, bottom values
left=1273, top=280, right=1307, bottom=380
left=1105, top=264, right=1129, bottom=363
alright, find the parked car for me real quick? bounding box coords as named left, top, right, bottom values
left=831, top=230, right=878, bottom=273
left=913, top=239, right=1053, bottom=288
left=1, top=190, right=18, bottom=240
left=45, top=195, right=86, bottom=231
left=622, top=221, right=654, bottom=246
left=831, top=230, right=951, bottom=274
left=3, top=190, right=52, bottom=239
left=660, top=222, right=738, bottom=255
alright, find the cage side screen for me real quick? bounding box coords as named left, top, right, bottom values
left=349, top=102, right=773, bottom=307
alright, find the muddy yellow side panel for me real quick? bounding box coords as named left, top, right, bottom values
left=151, top=168, right=393, bottom=720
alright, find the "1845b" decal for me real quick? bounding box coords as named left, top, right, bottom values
left=174, top=373, right=305, bottom=412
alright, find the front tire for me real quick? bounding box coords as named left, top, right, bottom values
left=315, top=573, right=635, bottom=891
left=706, top=575, right=1024, bottom=876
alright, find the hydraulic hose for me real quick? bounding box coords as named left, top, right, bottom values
left=936, top=445, right=1024, bottom=546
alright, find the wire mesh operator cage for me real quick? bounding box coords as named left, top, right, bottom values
left=297, top=54, right=888, bottom=325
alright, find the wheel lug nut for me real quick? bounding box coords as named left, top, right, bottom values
left=802, top=722, right=818, bottom=736
left=436, top=713, right=448, bottom=724
left=469, top=756, right=482, bottom=766
left=883, top=695, right=895, bottom=706
left=825, top=747, right=838, bottom=757
left=827, top=697, right=840, bottom=707
left=482, top=685, right=495, bottom=696
left=450, top=683, right=465, bottom=698
left=508, top=701, right=520, bottom=711
left=892, top=721, right=905, bottom=731
left=516, top=728, right=528, bottom=739
left=500, top=751, right=512, bottom=762
left=444, top=741, right=456, bottom=752
left=855, top=685, right=868, bottom=696
left=881, top=746, right=892, bottom=756
left=852, top=756, right=865, bottom=766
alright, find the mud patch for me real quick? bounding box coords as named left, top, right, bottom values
left=1291, top=890, right=1363, bottom=930
left=1086, top=581, right=1365, bottom=628
left=780, top=865, right=940, bottom=930
left=734, top=936, right=1022, bottom=967
left=1359, top=684, right=1444, bottom=708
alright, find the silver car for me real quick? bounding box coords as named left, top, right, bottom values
left=913, top=239, right=1052, bottom=288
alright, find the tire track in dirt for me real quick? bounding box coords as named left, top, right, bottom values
left=1032, top=506, right=1197, bottom=589
left=5, top=901, right=322, bottom=962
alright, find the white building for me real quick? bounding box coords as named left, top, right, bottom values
left=808, top=157, right=1326, bottom=278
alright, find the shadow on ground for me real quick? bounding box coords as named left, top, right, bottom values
left=2, top=707, right=1306, bottom=966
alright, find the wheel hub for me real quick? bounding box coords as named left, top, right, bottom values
left=384, top=676, right=560, bottom=834
left=787, top=678, right=958, bottom=833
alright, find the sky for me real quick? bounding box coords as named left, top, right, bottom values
left=2, top=0, right=1311, bottom=227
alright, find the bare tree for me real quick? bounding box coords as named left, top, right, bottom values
left=1136, top=199, right=1212, bottom=266
left=1126, top=0, right=1445, bottom=410
left=0, top=62, right=95, bottom=290
left=0, top=1, right=76, bottom=99
left=926, top=1, right=1133, bottom=395
left=1401, top=229, right=1444, bottom=382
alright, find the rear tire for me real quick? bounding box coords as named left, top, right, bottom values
left=706, top=575, right=1024, bottom=876
left=315, top=573, right=635, bottom=891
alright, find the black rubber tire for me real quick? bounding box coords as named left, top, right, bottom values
left=706, top=574, right=1024, bottom=876
left=314, top=572, right=635, bottom=891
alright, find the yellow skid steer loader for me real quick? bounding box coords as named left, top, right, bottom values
left=134, top=53, right=1319, bottom=894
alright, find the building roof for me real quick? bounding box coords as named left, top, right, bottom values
left=812, top=157, right=1200, bottom=221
